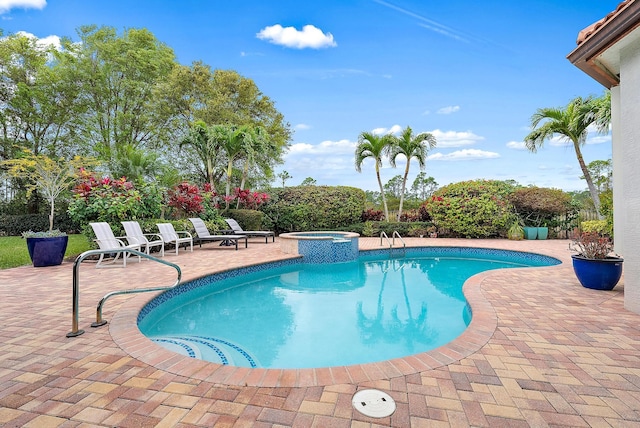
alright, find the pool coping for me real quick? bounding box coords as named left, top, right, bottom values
left=110, top=247, right=565, bottom=387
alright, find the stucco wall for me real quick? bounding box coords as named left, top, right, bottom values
left=620, top=39, right=640, bottom=313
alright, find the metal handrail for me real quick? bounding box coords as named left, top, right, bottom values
left=392, top=231, right=406, bottom=248
left=380, top=231, right=392, bottom=248
left=67, top=248, right=182, bottom=338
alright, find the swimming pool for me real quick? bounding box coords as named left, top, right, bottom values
left=138, top=247, right=559, bottom=369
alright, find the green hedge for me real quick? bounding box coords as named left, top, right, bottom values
left=223, top=209, right=264, bottom=231
left=0, top=213, right=80, bottom=236
left=260, top=185, right=366, bottom=233
left=356, top=221, right=435, bottom=237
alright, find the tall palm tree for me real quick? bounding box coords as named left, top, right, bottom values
left=389, top=126, right=436, bottom=221
left=179, top=121, right=220, bottom=190
left=355, top=131, right=394, bottom=221
left=524, top=97, right=602, bottom=217
left=587, top=90, right=611, bottom=134
left=213, top=124, right=256, bottom=209
left=237, top=126, right=267, bottom=191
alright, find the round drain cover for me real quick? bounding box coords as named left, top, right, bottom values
left=352, top=389, right=396, bottom=418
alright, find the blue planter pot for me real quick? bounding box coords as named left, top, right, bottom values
left=536, top=227, right=548, bottom=240
left=26, top=236, right=69, bottom=267
left=571, top=255, right=623, bottom=291
left=523, top=227, right=537, bottom=240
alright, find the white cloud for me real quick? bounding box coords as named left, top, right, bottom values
left=371, top=124, right=402, bottom=135
left=506, top=141, right=527, bottom=150
left=287, top=139, right=355, bottom=155
left=15, top=30, right=61, bottom=51
left=586, top=134, right=611, bottom=145
left=437, top=105, right=460, bottom=115
left=294, top=123, right=311, bottom=131
left=429, top=129, right=484, bottom=148
left=257, top=24, right=337, bottom=49
left=428, top=149, right=499, bottom=161
left=548, top=135, right=570, bottom=147
left=0, top=0, right=45, bottom=14
left=422, top=110, right=431, bottom=116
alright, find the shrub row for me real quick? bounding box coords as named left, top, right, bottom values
left=223, top=209, right=264, bottom=231
left=0, top=213, right=80, bottom=236
left=353, top=221, right=435, bottom=237
left=260, top=186, right=366, bottom=233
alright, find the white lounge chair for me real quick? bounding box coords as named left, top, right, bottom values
left=121, top=221, right=164, bottom=257
left=225, top=218, right=275, bottom=243
left=156, top=223, right=193, bottom=255
left=189, top=218, right=248, bottom=250
left=89, top=222, right=141, bottom=268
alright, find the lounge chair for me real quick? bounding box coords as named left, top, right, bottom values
left=225, top=218, right=275, bottom=243
left=90, top=222, right=141, bottom=268
left=156, top=223, right=193, bottom=255
left=189, top=218, right=248, bottom=250
left=121, top=221, right=164, bottom=257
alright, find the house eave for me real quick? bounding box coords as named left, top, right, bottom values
left=567, top=1, right=640, bottom=88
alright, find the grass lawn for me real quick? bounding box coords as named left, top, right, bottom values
left=0, top=234, right=91, bottom=269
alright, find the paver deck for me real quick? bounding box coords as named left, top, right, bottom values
left=0, top=237, right=638, bottom=427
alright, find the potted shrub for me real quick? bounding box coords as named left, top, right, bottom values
left=507, top=220, right=524, bottom=240
left=2, top=151, right=91, bottom=267
left=22, top=229, right=69, bottom=267
left=570, top=232, right=623, bottom=290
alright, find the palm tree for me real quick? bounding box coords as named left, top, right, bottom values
left=587, top=90, right=611, bottom=134
left=214, top=124, right=256, bottom=209
left=355, top=131, right=394, bottom=221
left=237, top=126, right=266, bottom=189
left=277, top=170, right=291, bottom=187
left=389, top=126, right=436, bottom=221
left=524, top=97, right=603, bottom=217
left=179, top=121, right=220, bottom=190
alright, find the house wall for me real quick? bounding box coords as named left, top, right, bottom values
left=619, top=38, right=640, bottom=313
left=611, top=86, right=623, bottom=254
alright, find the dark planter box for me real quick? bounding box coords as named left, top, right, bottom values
left=26, top=236, right=69, bottom=267
left=571, top=254, right=623, bottom=291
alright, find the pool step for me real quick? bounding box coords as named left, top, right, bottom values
left=151, top=335, right=258, bottom=367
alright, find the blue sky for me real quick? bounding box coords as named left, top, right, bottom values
left=1, top=0, right=618, bottom=192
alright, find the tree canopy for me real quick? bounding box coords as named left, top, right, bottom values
left=0, top=26, right=291, bottom=213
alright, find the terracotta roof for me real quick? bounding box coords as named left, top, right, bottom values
left=577, top=0, right=634, bottom=44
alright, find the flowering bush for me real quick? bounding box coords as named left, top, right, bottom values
left=570, top=231, right=615, bottom=259
left=68, top=169, right=162, bottom=230
left=424, top=180, right=514, bottom=238
left=233, top=188, right=270, bottom=210
left=167, top=182, right=204, bottom=217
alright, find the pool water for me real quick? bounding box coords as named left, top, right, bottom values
left=138, top=252, right=544, bottom=369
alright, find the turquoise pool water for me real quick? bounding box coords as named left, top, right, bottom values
left=138, top=248, right=559, bottom=369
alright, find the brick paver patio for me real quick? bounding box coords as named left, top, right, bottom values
left=0, top=237, right=638, bottom=427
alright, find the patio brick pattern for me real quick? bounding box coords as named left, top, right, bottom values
left=1, top=237, right=639, bottom=427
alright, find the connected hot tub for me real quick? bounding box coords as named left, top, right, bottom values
left=279, top=231, right=360, bottom=263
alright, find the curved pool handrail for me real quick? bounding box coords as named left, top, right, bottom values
left=392, top=231, right=406, bottom=248
left=67, top=248, right=182, bottom=338
left=380, top=231, right=392, bottom=248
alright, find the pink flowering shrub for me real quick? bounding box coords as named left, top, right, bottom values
left=167, top=182, right=204, bottom=217
left=68, top=168, right=162, bottom=231
left=233, top=188, right=270, bottom=210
